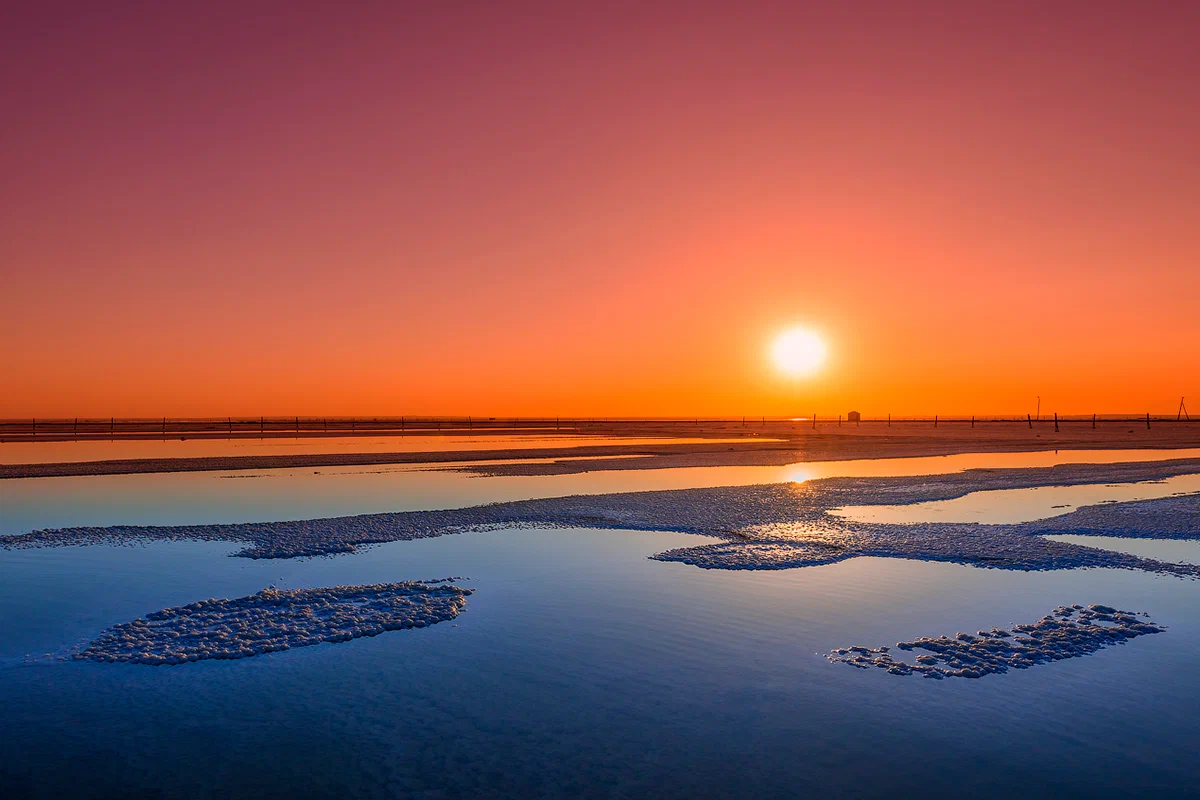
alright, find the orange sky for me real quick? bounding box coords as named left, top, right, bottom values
left=3, top=2, right=1198, bottom=418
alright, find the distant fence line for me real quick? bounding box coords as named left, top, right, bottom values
left=1, top=416, right=568, bottom=437
left=0, top=413, right=1192, bottom=438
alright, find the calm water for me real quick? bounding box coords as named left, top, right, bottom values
left=2, top=450, right=1198, bottom=797
left=834, top=472, right=1200, bottom=525
left=0, top=434, right=779, bottom=464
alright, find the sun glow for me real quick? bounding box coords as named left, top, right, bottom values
left=772, top=327, right=827, bottom=377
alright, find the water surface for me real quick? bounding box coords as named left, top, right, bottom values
left=834, top=473, right=1200, bottom=525
left=2, top=449, right=1198, bottom=797
left=1, top=527, right=1196, bottom=797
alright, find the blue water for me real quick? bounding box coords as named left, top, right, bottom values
left=2, top=455, right=1200, bottom=796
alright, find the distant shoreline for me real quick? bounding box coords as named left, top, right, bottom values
left=1, top=415, right=1190, bottom=444
left=3, top=420, right=1199, bottom=479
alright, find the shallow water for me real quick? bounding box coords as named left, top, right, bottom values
left=1, top=527, right=1197, bottom=797
left=5, top=448, right=1200, bottom=536
left=833, top=473, right=1200, bottom=525
left=1045, top=534, right=1200, bottom=566
left=2, top=451, right=1199, bottom=797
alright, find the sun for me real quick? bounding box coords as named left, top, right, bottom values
left=772, top=327, right=827, bottom=377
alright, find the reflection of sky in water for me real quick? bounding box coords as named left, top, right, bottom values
left=3, top=450, right=1200, bottom=795
left=0, top=434, right=780, bottom=464
left=1044, top=534, right=1200, bottom=566
left=5, top=448, right=1200, bottom=536
left=833, top=473, right=1200, bottom=525
left=2, top=526, right=1198, bottom=796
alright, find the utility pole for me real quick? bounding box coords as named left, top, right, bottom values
left=1036, top=396, right=1040, bottom=422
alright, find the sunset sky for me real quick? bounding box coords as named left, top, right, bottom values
left=3, top=1, right=1198, bottom=418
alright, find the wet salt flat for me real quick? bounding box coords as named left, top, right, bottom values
left=5, top=447, right=1200, bottom=536
left=0, top=434, right=774, bottom=464
left=2, top=452, right=1199, bottom=796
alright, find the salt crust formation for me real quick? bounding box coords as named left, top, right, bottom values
left=7, top=459, right=1200, bottom=576
left=826, top=605, right=1164, bottom=679
left=75, top=580, right=471, bottom=666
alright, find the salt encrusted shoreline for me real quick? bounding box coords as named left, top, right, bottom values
left=74, top=581, right=471, bottom=665
left=826, top=605, right=1164, bottom=679
left=6, top=459, right=1200, bottom=576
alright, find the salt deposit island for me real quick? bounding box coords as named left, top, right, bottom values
left=827, top=604, right=1164, bottom=679
left=75, top=581, right=471, bottom=666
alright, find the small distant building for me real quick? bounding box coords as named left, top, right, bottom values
left=847, top=411, right=861, bottom=423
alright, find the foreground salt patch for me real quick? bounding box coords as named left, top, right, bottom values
left=826, top=605, right=1164, bottom=680
left=75, top=581, right=471, bottom=666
